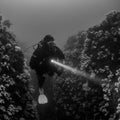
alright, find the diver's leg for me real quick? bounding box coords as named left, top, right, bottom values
left=37, top=74, right=45, bottom=89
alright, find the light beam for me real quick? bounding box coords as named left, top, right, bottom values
left=51, top=59, right=101, bottom=84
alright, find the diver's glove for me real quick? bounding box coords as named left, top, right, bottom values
left=38, top=88, right=48, bottom=104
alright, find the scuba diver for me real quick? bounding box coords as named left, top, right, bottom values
left=29, top=34, right=65, bottom=100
